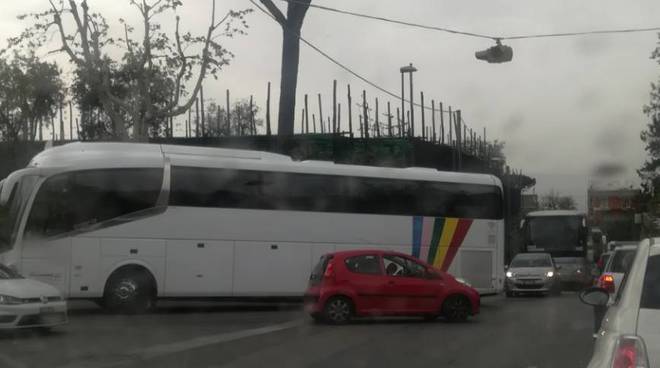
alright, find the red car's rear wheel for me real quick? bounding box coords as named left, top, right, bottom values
left=322, top=296, right=354, bottom=324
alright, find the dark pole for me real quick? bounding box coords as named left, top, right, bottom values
left=400, top=72, right=405, bottom=137
left=200, top=84, right=205, bottom=137
left=396, top=107, right=402, bottom=137
left=312, top=114, right=317, bottom=133
left=375, top=98, right=380, bottom=137
left=387, top=102, right=392, bottom=137
left=188, top=107, right=192, bottom=138
left=409, top=71, right=415, bottom=137
left=69, top=101, right=73, bottom=140
left=440, top=103, right=445, bottom=144
left=59, top=103, right=64, bottom=141
left=332, top=80, right=337, bottom=134
left=195, top=98, right=200, bottom=137
left=449, top=106, right=454, bottom=168
left=362, top=90, right=369, bottom=139
left=250, top=95, right=255, bottom=135
left=318, top=93, right=324, bottom=134
left=301, top=108, right=305, bottom=134
left=337, top=103, right=342, bottom=134
left=420, top=92, right=426, bottom=140
left=304, top=94, right=309, bottom=134
left=457, top=110, right=463, bottom=170
left=266, top=82, right=272, bottom=136
left=226, top=89, right=231, bottom=136
left=347, top=85, right=353, bottom=138
left=431, top=99, right=436, bottom=143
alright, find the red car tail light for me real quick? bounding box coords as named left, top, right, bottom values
left=612, top=335, right=649, bottom=368
left=323, top=261, right=335, bottom=279
left=599, top=274, right=615, bottom=293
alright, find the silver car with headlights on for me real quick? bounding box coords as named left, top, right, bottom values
left=0, top=264, right=68, bottom=330
left=505, top=253, right=560, bottom=297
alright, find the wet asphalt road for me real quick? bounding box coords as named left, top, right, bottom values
left=0, top=292, right=595, bottom=368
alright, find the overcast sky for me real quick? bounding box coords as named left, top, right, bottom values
left=2, top=0, right=660, bottom=210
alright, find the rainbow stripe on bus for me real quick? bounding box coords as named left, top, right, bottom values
left=412, top=216, right=473, bottom=271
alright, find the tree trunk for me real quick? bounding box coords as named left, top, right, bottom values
left=277, top=27, right=302, bottom=135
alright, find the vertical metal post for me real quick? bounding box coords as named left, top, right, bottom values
left=195, top=98, right=200, bottom=137
left=362, top=90, right=369, bottom=139
left=250, top=95, right=255, bottom=135
left=347, top=85, right=353, bottom=138
left=440, top=103, right=445, bottom=144
left=332, top=80, right=337, bottom=134
left=431, top=99, right=436, bottom=143
left=304, top=95, right=309, bottom=134
left=400, top=73, right=405, bottom=137
left=226, top=89, right=231, bottom=135
left=266, top=82, right=272, bottom=136
left=318, top=93, right=324, bottom=134
left=375, top=98, right=380, bottom=137
left=200, top=85, right=205, bottom=137
left=420, top=91, right=425, bottom=140
left=387, top=102, right=392, bottom=137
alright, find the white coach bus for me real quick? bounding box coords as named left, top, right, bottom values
left=0, top=143, right=504, bottom=312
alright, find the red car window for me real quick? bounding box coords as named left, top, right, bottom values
left=344, top=255, right=382, bottom=275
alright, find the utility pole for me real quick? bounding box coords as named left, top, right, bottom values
left=400, top=63, right=418, bottom=137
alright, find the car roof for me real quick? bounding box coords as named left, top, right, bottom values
left=525, top=210, right=584, bottom=217
left=513, top=252, right=552, bottom=258
left=613, top=245, right=638, bottom=252
left=327, top=249, right=411, bottom=258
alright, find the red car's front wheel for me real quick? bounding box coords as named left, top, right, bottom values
left=442, top=295, right=471, bottom=322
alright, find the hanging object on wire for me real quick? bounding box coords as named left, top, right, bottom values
left=475, top=39, right=513, bottom=63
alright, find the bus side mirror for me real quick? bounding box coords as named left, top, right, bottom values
left=519, top=220, right=525, bottom=230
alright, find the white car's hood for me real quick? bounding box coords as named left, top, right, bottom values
left=0, top=278, right=62, bottom=298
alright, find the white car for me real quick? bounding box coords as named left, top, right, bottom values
left=596, top=244, right=638, bottom=297
left=0, top=264, right=68, bottom=330
left=581, top=238, right=660, bottom=368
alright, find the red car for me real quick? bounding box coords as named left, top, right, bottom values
left=304, top=250, right=480, bottom=324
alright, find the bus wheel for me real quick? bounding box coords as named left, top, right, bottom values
left=104, top=268, right=156, bottom=314
left=322, top=296, right=354, bottom=325
left=442, top=295, right=470, bottom=322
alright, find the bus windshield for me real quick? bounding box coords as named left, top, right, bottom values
left=0, top=185, right=18, bottom=250
left=0, top=175, right=38, bottom=251
left=527, top=216, right=583, bottom=251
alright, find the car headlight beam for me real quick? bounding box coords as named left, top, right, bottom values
left=0, top=294, right=23, bottom=305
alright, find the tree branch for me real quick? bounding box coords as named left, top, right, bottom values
left=49, top=0, right=84, bottom=65
left=258, top=0, right=286, bottom=27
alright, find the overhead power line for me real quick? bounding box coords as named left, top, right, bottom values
left=250, top=0, right=461, bottom=119
left=277, top=0, right=660, bottom=41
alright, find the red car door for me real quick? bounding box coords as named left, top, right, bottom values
left=382, top=254, right=442, bottom=313
left=342, top=254, right=389, bottom=313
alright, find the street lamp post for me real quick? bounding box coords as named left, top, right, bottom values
left=400, top=63, right=418, bottom=137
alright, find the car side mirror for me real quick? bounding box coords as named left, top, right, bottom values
left=504, top=265, right=509, bottom=270
left=426, top=269, right=442, bottom=280
left=555, top=265, right=562, bottom=270
left=579, top=287, right=609, bottom=307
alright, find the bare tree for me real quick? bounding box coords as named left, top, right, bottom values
left=259, top=0, right=311, bottom=136
left=541, top=190, right=576, bottom=210
left=7, top=0, right=251, bottom=139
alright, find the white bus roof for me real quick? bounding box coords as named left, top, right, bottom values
left=22, top=142, right=502, bottom=188
left=526, top=210, right=585, bottom=217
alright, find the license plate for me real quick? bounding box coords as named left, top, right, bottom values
left=40, top=313, right=63, bottom=325
left=519, top=280, right=537, bottom=285
left=40, top=307, right=55, bottom=313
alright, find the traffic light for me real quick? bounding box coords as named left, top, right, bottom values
left=475, top=41, right=513, bottom=63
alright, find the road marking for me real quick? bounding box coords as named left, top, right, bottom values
left=56, top=319, right=304, bottom=368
